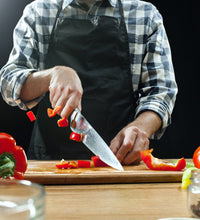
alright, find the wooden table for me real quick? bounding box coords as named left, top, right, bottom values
left=44, top=183, right=192, bottom=220
left=24, top=160, right=193, bottom=219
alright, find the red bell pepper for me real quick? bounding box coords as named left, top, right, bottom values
left=47, top=105, right=62, bottom=118
left=69, top=132, right=82, bottom=142
left=78, top=160, right=91, bottom=168
left=91, top=156, right=109, bottom=167
left=0, top=133, right=27, bottom=179
left=140, top=148, right=186, bottom=171
left=57, top=117, right=69, bottom=127
left=26, top=111, right=36, bottom=122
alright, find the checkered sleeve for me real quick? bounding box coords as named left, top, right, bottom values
left=0, top=3, right=40, bottom=110
left=135, top=6, right=178, bottom=139
left=0, top=0, right=60, bottom=110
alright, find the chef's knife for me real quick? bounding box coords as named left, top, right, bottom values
left=70, top=108, right=124, bottom=171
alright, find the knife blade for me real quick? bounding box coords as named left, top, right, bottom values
left=70, top=108, right=124, bottom=171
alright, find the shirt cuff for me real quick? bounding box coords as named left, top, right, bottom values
left=13, top=69, right=44, bottom=110
left=135, top=100, right=171, bottom=140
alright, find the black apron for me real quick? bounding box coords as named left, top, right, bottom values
left=28, top=0, right=137, bottom=160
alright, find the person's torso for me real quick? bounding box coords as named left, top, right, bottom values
left=28, top=0, right=137, bottom=160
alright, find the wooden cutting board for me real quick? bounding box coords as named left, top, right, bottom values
left=24, top=159, right=188, bottom=184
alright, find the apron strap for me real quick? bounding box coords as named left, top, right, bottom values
left=50, top=0, right=64, bottom=40
left=117, top=0, right=125, bottom=23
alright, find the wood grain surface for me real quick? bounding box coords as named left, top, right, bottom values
left=44, top=183, right=191, bottom=220
left=24, top=160, right=188, bottom=184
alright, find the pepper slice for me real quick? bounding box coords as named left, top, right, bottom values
left=56, top=159, right=78, bottom=169
left=26, top=111, right=36, bottom=122
left=0, top=133, right=27, bottom=179
left=91, top=156, right=109, bottom=167
left=140, top=148, right=186, bottom=171
left=69, top=132, right=82, bottom=142
left=47, top=105, right=62, bottom=118
left=68, top=161, right=78, bottom=169
left=57, top=117, right=69, bottom=127
left=78, top=160, right=91, bottom=168
left=56, top=159, right=70, bottom=169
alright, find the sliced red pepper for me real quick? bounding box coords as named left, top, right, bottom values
left=47, top=105, right=62, bottom=118
left=57, top=117, right=69, bottom=127
left=26, top=111, right=36, bottom=122
left=68, top=161, right=78, bottom=169
left=91, top=156, right=109, bottom=167
left=69, top=132, right=82, bottom=142
left=0, top=133, right=27, bottom=179
left=56, top=159, right=70, bottom=169
left=56, top=160, right=78, bottom=169
left=78, top=160, right=91, bottom=168
left=140, top=148, right=186, bottom=171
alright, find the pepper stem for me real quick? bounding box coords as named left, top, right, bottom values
left=0, top=152, right=16, bottom=178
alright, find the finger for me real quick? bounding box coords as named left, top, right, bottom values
left=144, top=139, right=150, bottom=150
left=122, top=131, right=148, bottom=165
left=51, top=87, right=64, bottom=109
left=78, top=100, right=82, bottom=112
left=115, top=128, right=137, bottom=163
left=49, top=85, right=56, bottom=105
left=60, top=95, right=80, bottom=118
left=130, top=159, right=141, bottom=165
left=110, top=135, right=123, bottom=155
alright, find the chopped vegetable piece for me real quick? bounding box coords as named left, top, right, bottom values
left=91, top=156, right=109, bottom=167
left=181, top=167, right=197, bottom=189
left=69, top=132, right=82, bottom=142
left=78, top=160, right=91, bottom=168
left=56, top=159, right=70, bottom=169
left=26, top=111, right=36, bottom=122
left=193, top=146, right=200, bottom=168
left=68, top=161, right=78, bottom=169
left=0, top=133, right=27, bottom=179
left=57, top=117, right=69, bottom=127
left=47, top=105, right=62, bottom=118
left=56, top=160, right=78, bottom=169
left=140, top=148, right=186, bottom=171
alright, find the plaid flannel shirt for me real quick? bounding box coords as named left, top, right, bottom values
left=0, top=0, right=178, bottom=139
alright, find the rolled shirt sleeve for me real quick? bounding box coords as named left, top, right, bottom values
left=0, top=4, right=40, bottom=110
left=0, top=1, right=58, bottom=110
left=134, top=7, right=178, bottom=139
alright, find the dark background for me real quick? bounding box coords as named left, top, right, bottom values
left=0, top=0, right=199, bottom=158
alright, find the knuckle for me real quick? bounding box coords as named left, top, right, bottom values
left=129, top=126, right=139, bottom=135
left=141, top=130, right=147, bottom=138
left=67, top=102, right=76, bottom=110
left=66, top=87, right=83, bottom=98
left=75, top=89, right=83, bottom=98
left=122, top=141, right=133, bottom=152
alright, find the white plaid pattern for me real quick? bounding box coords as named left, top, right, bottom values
left=0, top=0, right=177, bottom=139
